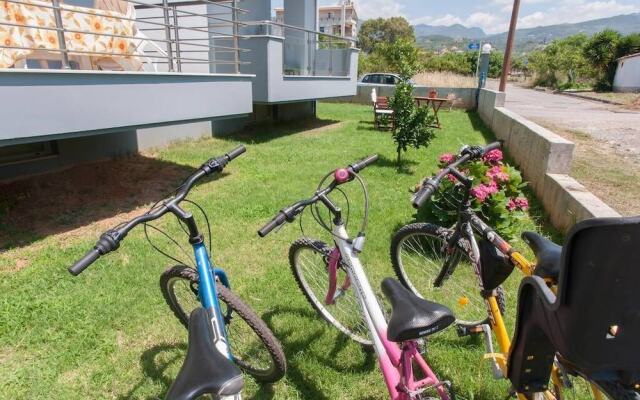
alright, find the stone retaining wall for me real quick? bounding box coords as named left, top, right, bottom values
left=478, top=89, right=620, bottom=231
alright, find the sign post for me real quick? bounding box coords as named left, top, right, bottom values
left=469, top=42, right=481, bottom=78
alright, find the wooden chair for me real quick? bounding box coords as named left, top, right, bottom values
left=374, top=96, right=394, bottom=130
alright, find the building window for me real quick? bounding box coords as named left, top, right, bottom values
left=0, top=141, right=58, bottom=165
left=319, top=27, right=325, bottom=33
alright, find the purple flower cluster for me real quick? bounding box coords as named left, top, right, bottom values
left=486, top=166, right=510, bottom=183
left=470, top=181, right=498, bottom=202
left=483, top=149, right=503, bottom=164
left=439, top=153, right=456, bottom=166
left=507, top=197, right=529, bottom=211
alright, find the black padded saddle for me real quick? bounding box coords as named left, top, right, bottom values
left=381, top=278, right=455, bottom=342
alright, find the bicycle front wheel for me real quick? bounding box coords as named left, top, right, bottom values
left=160, top=265, right=287, bottom=383
left=289, top=238, right=373, bottom=347
left=390, top=223, right=504, bottom=327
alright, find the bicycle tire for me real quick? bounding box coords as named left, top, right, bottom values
left=289, top=238, right=374, bottom=348
left=390, top=223, right=506, bottom=327
left=159, top=265, right=287, bottom=383
left=592, top=380, right=640, bottom=400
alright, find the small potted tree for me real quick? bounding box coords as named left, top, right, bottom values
left=383, top=40, right=437, bottom=166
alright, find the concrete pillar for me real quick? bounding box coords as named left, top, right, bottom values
left=283, top=0, right=317, bottom=75
left=478, top=44, right=492, bottom=89
left=237, top=0, right=271, bottom=35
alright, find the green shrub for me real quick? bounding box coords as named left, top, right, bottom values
left=421, top=149, right=529, bottom=238
left=382, top=40, right=437, bottom=165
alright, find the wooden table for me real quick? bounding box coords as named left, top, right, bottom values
left=414, top=97, right=449, bottom=128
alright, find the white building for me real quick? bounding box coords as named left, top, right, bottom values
left=275, top=0, right=358, bottom=39
left=613, top=52, right=640, bottom=93
left=0, top=0, right=359, bottom=180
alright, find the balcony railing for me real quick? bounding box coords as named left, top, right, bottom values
left=246, top=20, right=356, bottom=77
left=0, top=0, right=250, bottom=73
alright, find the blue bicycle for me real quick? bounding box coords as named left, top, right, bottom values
left=69, top=146, right=286, bottom=400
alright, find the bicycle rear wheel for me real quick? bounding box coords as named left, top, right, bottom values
left=594, top=380, right=640, bottom=400
left=390, top=223, right=505, bottom=327
left=160, top=265, right=287, bottom=383
left=289, top=238, right=373, bottom=347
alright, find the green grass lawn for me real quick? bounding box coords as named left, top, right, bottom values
left=0, top=103, right=557, bottom=399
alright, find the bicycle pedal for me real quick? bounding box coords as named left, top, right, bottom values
left=456, top=324, right=483, bottom=337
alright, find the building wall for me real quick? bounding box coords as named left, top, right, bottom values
left=613, top=55, right=640, bottom=93
left=0, top=121, right=214, bottom=181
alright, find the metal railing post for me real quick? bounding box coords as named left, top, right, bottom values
left=306, top=31, right=311, bottom=75
left=172, top=6, right=181, bottom=72
left=51, top=0, right=70, bottom=69
left=232, top=0, right=239, bottom=73
left=162, top=0, right=174, bottom=72
left=328, top=36, right=333, bottom=76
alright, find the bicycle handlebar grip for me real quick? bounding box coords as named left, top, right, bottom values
left=68, top=248, right=101, bottom=276
left=226, top=145, right=246, bottom=161
left=483, top=142, right=502, bottom=154
left=350, top=154, right=379, bottom=173
left=412, top=183, right=436, bottom=209
left=257, top=213, right=287, bottom=237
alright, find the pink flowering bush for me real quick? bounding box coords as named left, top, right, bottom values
left=421, top=148, right=530, bottom=238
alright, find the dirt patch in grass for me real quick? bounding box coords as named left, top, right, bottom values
left=0, top=155, right=197, bottom=251
left=540, top=124, right=640, bottom=216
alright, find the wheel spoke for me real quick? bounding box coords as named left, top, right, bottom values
left=294, top=242, right=372, bottom=345
left=395, top=229, right=488, bottom=325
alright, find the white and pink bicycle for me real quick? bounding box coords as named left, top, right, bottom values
left=258, top=156, right=456, bottom=400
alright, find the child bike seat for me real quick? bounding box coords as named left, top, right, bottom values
left=166, top=307, right=244, bottom=400
left=508, top=216, right=640, bottom=393
left=381, top=278, right=455, bottom=342
left=522, top=231, right=562, bottom=281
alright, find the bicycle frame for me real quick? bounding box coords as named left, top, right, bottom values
left=449, top=209, right=603, bottom=400
left=331, top=222, right=450, bottom=400
left=192, top=241, right=232, bottom=358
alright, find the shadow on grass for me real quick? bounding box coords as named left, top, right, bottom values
left=0, top=156, right=228, bottom=251
left=466, top=111, right=498, bottom=144
left=357, top=120, right=393, bottom=133
left=261, top=306, right=376, bottom=400
left=118, top=342, right=187, bottom=400
left=219, top=118, right=340, bottom=145
left=375, top=155, right=418, bottom=175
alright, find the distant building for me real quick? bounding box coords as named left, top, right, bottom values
left=613, top=52, right=640, bottom=93
left=275, top=0, right=358, bottom=39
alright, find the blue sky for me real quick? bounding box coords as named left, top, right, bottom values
left=316, top=0, right=640, bottom=34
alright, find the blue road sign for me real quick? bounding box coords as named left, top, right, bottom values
left=468, top=42, right=480, bottom=50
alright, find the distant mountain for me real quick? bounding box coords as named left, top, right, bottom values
left=414, top=13, right=640, bottom=54
left=486, top=13, right=640, bottom=52
left=414, top=23, right=486, bottom=39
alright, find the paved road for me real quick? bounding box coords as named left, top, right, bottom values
left=495, top=84, right=640, bottom=157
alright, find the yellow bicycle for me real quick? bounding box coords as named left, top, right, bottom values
left=390, top=143, right=640, bottom=399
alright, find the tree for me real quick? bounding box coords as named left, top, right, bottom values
left=383, top=40, right=436, bottom=165
left=357, top=17, right=415, bottom=54
left=528, top=34, right=592, bottom=88
left=617, top=33, right=640, bottom=59
left=583, top=29, right=622, bottom=90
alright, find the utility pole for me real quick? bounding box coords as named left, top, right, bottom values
left=499, top=0, right=521, bottom=92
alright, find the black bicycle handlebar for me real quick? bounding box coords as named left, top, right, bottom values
left=412, top=142, right=501, bottom=209
left=257, top=211, right=288, bottom=238
left=69, top=248, right=100, bottom=276
left=350, top=154, right=379, bottom=173
left=258, top=155, right=378, bottom=237
left=68, top=145, right=246, bottom=275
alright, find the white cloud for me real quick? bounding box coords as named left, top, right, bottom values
left=405, top=0, right=640, bottom=35
left=355, top=0, right=405, bottom=20
left=517, top=0, right=640, bottom=28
